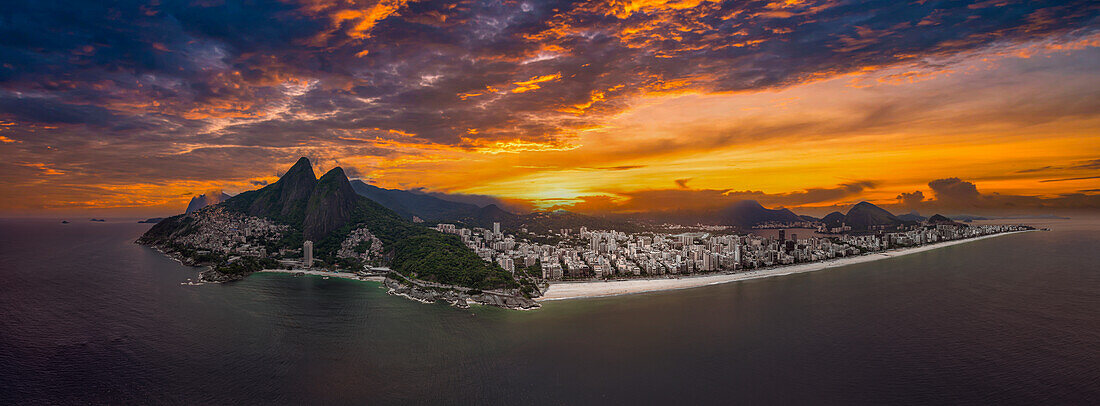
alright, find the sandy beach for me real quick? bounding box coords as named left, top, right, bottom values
left=257, top=268, right=385, bottom=282
left=538, top=230, right=1032, bottom=301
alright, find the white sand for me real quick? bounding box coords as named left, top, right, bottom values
left=257, top=268, right=385, bottom=282
left=537, top=231, right=1031, bottom=302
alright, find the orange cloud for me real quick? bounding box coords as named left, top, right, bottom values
left=510, top=73, right=562, bottom=93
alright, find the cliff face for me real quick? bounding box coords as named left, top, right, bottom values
left=302, top=167, right=360, bottom=242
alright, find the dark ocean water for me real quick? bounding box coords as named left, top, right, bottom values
left=1, top=218, right=1098, bottom=405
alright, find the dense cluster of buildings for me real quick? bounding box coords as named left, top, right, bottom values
left=336, top=226, right=385, bottom=265
left=165, top=206, right=1030, bottom=281
left=170, top=207, right=288, bottom=258
left=436, top=221, right=1031, bottom=281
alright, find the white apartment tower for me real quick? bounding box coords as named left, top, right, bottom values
left=303, top=240, right=313, bottom=268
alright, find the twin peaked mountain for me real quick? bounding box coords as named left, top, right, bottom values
left=222, top=157, right=359, bottom=242
left=141, top=157, right=516, bottom=290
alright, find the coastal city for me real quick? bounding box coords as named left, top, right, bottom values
left=434, top=221, right=1033, bottom=281
left=153, top=205, right=1032, bottom=288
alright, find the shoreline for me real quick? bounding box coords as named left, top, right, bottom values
left=256, top=268, right=386, bottom=282
left=538, top=230, right=1033, bottom=302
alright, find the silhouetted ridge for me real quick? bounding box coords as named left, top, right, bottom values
left=822, top=211, right=846, bottom=228
left=349, top=180, right=481, bottom=221
left=928, top=214, right=952, bottom=223
left=843, top=201, right=902, bottom=231
left=896, top=211, right=927, bottom=222
left=718, top=200, right=802, bottom=228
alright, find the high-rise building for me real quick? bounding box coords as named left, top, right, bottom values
left=497, top=256, right=514, bottom=273
left=303, top=240, right=313, bottom=268
left=493, top=222, right=501, bottom=235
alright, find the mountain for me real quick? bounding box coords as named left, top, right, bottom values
left=349, top=180, right=480, bottom=221
left=353, top=180, right=637, bottom=234
left=225, top=157, right=317, bottom=224
left=843, top=201, right=902, bottom=231
left=185, top=191, right=232, bottom=214
left=821, top=211, right=846, bottom=228
left=718, top=200, right=802, bottom=228
left=140, top=157, right=519, bottom=292
left=301, top=167, right=360, bottom=242
left=927, top=214, right=953, bottom=223
left=466, top=204, right=518, bottom=226
left=896, top=211, right=927, bottom=222
left=798, top=215, right=821, bottom=222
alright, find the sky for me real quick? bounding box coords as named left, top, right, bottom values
left=1, top=0, right=1098, bottom=217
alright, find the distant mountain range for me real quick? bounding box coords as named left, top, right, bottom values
left=349, top=180, right=480, bottom=222
left=348, top=180, right=638, bottom=234
left=717, top=200, right=803, bottom=227
left=896, top=212, right=927, bottom=222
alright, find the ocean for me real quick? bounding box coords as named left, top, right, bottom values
left=1, top=218, right=1098, bottom=404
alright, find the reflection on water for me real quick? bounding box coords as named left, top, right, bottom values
left=1, top=218, right=1098, bottom=404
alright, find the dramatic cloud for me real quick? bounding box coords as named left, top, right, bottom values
left=552, top=181, right=878, bottom=213
left=897, top=191, right=926, bottom=207
left=0, top=0, right=1098, bottom=214
left=929, top=178, right=981, bottom=203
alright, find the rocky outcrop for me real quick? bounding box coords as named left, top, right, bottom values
left=198, top=268, right=247, bottom=283
left=384, top=277, right=540, bottom=310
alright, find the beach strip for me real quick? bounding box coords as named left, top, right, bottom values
left=537, top=230, right=1032, bottom=302
left=257, top=268, right=385, bottom=282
